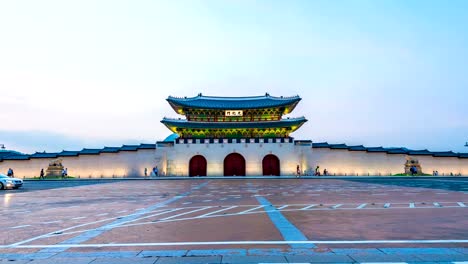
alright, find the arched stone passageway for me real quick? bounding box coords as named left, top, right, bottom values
left=189, top=155, right=207, bottom=177
left=262, top=154, right=280, bottom=176
left=224, top=153, right=246, bottom=176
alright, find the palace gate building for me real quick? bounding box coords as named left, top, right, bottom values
left=1, top=93, right=468, bottom=178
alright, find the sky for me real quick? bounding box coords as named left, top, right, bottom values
left=0, top=0, right=467, bottom=153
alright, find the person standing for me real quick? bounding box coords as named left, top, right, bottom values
left=40, top=168, right=45, bottom=179
left=315, top=166, right=320, bottom=176
left=154, top=166, right=159, bottom=176
left=144, top=168, right=148, bottom=177
left=296, top=165, right=301, bottom=178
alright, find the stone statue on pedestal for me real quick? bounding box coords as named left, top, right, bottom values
left=404, top=156, right=422, bottom=175
left=46, top=158, right=64, bottom=177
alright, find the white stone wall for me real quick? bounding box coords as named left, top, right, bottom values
left=310, top=148, right=468, bottom=176
left=2, top=145, right=467, bottom=178
left=0, top=149, right=157, bottom=178
left=158, top=140, right=312, bottom=176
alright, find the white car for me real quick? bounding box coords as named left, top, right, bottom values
left=0, top=173, right=23, bottom=189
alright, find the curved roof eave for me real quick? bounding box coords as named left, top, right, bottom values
left=166, top=94, right=301, bottom=112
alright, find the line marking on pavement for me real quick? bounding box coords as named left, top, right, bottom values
left=10, top=225, right=31, bottom=229
left=277, top=205, right=289, bottom=210
left=239, top=205, right=265, bottom=214
left=43, top=221, right=61, bottom=224
left=71, top=217, right=86, bottom=220
left=255, top=196, right=315, bottom=249
left=196, top=206, right=237, bottom=218
left=300, top=204, right=316, bottom=210
left=159, top=207, right=212, bottom=221
left=332, top=204, right=342, bottom=209
left=16, top=181, right=209, bottom=253
left=357, top=203, right=367, bottom=209
left=384, top=203, right=391, bottom=208
left=96, top=213, right=108, bottom=216
left=409, top=203, right=415, bottom=208
left=4, top=239, right=468, bottom=249
left=458, top=202, right=466, bottom=207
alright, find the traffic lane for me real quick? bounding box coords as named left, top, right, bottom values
left=284, top=207, right=468, bottom=245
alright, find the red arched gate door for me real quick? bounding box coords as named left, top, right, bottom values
left=224, top=153, right=246, bottom=176
left=189, top=155, right=207, bottom=177
left=262, top=154, right=280, bottom=176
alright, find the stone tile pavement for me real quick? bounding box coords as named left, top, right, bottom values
left=0, top=248, right=467, bottom=263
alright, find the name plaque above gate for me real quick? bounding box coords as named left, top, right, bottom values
left=225, top=110, right=243, bottom=117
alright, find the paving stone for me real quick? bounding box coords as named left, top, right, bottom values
left=414, top=254, right=468, bottom=261
left=0, top=253, right=56, bottom=260
left=286, top=254, right=354, bottom=263
left=28, top=257, right=95, bottom=264
left=221, top=255, right=287, bottom=264
left=247, top=248, right=288, bottom=256
left=331, top=248, right=384, bottom=255
left=349, top=253, right=422, bottom=262
left=451, top=248, right=468, bottom=254
left=187, top=249, right=246, bottom=256
left=91, top=257, right=158, bottom=264
left=379, top=247, right=461, bottom=255
left=155, top=256, right=222, bottom=264
left=56, top=251, right=139, bottom=258
left=139, top=250, right=188, bottom=257
left=0, top=260, right=32, bottom=264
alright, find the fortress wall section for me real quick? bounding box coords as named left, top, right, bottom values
left=0, top=149, right=156, bottom=178
left=309, top=148, right=405, bottom=175
left=0, top=159, right=50, bottom=178
left=160, top=141, right=311, bottom=176
left=415, top=156, right=467, bottom=175
left=310, top=148, right=468, bottom=176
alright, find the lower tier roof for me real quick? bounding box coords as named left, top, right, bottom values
left=161, top=117, right=307, bottom=132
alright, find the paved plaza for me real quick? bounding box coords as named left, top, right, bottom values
left=1, top=177, right=467, bottom=263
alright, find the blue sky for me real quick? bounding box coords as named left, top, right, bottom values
left=1, top=0, right=467, bottom=153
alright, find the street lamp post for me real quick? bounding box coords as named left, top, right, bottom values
left=0, top=144, right=5, bottom=150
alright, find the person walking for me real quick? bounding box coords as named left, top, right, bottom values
left=315, top=166, right=320, bottom=176
left=40, top=168, right=45, bottom=179
left=144, top=168, right=148, bottom=177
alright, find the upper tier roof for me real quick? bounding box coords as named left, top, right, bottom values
left=167, top=93, right=301, bottom=114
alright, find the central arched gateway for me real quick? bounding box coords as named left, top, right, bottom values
left=262, top=154, right=280, bottom=176
left=224, top=153, right=246, bottom=176
left=189, top=155, right=207, bottom=177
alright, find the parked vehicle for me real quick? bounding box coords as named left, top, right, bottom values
left=0, top=173, right=23, bottom=189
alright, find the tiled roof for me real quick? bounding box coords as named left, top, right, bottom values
left=167, top=94, right=301, bottom=111
left=0, top=143, right=157, bottom=162
left=161, top=117, right=307, bottom=129
left=120, top=145, right=139, bottom=151
left=138, top=143, right=157, bottom=149
left=348, top=145, right=367, bottom=151
left=79, top=149, right=102, bottom=155
left=329, top=144, right=348, bottom=149
left=58, top=151, right=80, bottom=157
left=2, top=155, right=30, bottom=160
left=101, top=147, right=121, bottom=153
left=312, top=142, right=468, bottom=159
left=408, top=150, right=433, bottom=155
left=30, top=152, right=58, bottom=158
